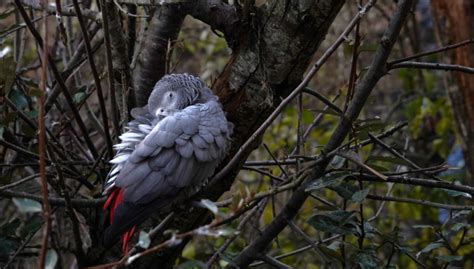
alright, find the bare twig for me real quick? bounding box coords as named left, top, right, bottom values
left=336, top=151, right=388, bottom=180
left=0, top=189, right=106, bottom=207
left=348, top=173, right=474, bottom=195
left=366, top=194, right=474, bottom=210
left=100, top=0, right=121, bottom=138
left=368, top=132, right=443, bottom=181
left=0, top=173, right=42, bottom=191
left=248, top=235, right=341, bottom=267
left=388, top=61, right=474, bottom=74
left=388, top=39, right=474, bottom=65
left=257, top=254, right=293, bottom=269
left=38, top=2, right=51, bottom=266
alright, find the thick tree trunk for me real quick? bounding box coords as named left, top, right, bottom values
left=431, top=0, right=474, bottom=184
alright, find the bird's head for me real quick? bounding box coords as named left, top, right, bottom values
left=148, top=73, right=215, bottom=118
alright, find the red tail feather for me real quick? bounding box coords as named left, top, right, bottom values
left=104, top=188, right=136, bottom=254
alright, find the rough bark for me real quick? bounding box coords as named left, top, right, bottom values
left=131, top=0, right=346, bottom=267
left=431, top=0, right=474, bottom=183
left=132, top=5, right=186, bottom=106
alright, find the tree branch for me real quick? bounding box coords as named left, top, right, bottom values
left=0, top=189, right=106, bottom=207
left=229, top=0, right=414, bottom=266
left=132, top=5, right=186, bottom=106
left=366, top=194, right=474, bottom=210
left=388, top=61, right=474, bottom=74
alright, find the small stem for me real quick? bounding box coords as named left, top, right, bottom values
left=38, top=1, right=52, bottom=266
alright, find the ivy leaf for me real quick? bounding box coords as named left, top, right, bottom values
left=351, top=188, right=370, bottom=203
left=329, top=181, right=359, bottom=200
left=308, top=211, right=357, bottom=235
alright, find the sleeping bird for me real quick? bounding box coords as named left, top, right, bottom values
left=102, top=73, right=233, bottom=253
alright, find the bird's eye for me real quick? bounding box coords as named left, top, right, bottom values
left=169, top=93, right=173, bottom=98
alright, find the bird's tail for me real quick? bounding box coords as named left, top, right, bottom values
left=103, top=188, right=136, bottom=254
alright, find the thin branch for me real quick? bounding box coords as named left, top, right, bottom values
left=248, top=235, right=341, bottom=267
left=0, top=189, right=106, bottom=207
left=0, top=173, right=42, bottom=191
left=368, top=132, right=443, bottom=181
left=366, top=194, right=474, bottom=210
left=388, top=39, right=474, bottom=65
left=257, top=254, right=293, bottom=269
left=349, top=173, right=474, bottom=195
left=388, top=61, right=474, bottom=74
left=302, top=88, right=343, bottom=115
left=38, top=2, right=51, bottom=266
left=0, top=139, right=43, bottom=160
left=336, top=151, right=388, bottom=180
left=47, top=147, right=86, bottom=264
left=100, top=0, right=121, bottom=139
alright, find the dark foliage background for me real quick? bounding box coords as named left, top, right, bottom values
left=0, top=0, right=473, bottom=268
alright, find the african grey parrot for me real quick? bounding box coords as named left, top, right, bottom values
left=102, top=74, right=233, bottom=252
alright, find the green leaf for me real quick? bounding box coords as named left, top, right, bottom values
left=412, top=225, right=434, bottom=229
left=308, top=211, right=357, bottom=235
left=45, top=249, right=58, bottom=269
left=449, top=222, right=470, bottom=233
left=73, top=92, right=87, bottom=104
left=416, top=242, right=444, bottom=258
left=0, top=218, right=21, bottom=235
left=351, top=188, right=370, bottom=203
left=305, top=172, right=345, bottom=192
left=1, top=56, right=16, bottom=96
left=138, top=231, right=151, bottom=249
left=355, top=251, right=380, bottom=269
left=435, top=255, right=462, bottom=262
left=20, top=215, right=42, bottom=237
left=200, top=199, right=218, bottom=214
left=0, top=237, right=19, bottom=256
left=329, top=182, right=359, bottom=200
left=12, top=198, right=42, bottom=213
left=443, top=189, right=472, bottom=199
left=9, top=89, right=28, bottom=110
left=25, top=110, right=38, bottom=119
